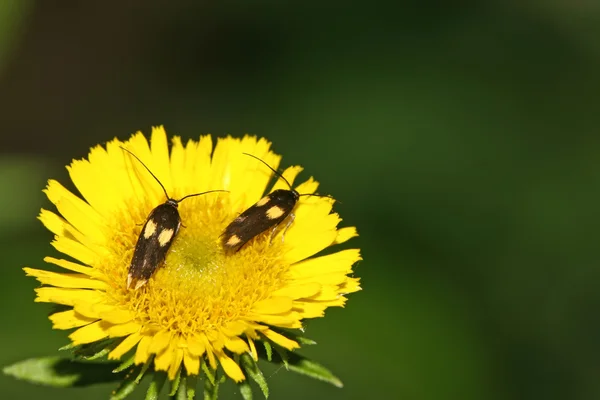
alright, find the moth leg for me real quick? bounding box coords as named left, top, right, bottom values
left=280, top=213, right=295, bottom=244
left=268, top=224, right=279, bottom=245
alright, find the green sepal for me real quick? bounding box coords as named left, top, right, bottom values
left=272, top=346, right=288, bottom=369
left=113, top=354, right=136, bottom=373
left=145, top=370, right=167, bottom=400
left=3, top=356, right=123, bottom=387
left=201, top=361, right=215, bottom=386
left=185, top=375, right=198, bottom=400
left=203, top=372, right=221, bottom=400
left=110, top=366, right=141, bottom=400
left=240, top=354, right=269, bottom=399
left=136, top=358, right=153, bottom=384
left=61, top=338, right=119, bottom=361
left=273, top=350, right=343, bottom=388
left=262, top=341, right=272, bottom=362
left=169, top=367, right=183, bottom=396
left=238, top=380, right=253, bottom=400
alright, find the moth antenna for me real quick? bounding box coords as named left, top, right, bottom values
left=176, top=189, right=229, bottom=203
left=299, top=193, right=336, bottom=200
left=242, top=152, right=293, bottom=190
left=120, top=146, right=170, bottom=201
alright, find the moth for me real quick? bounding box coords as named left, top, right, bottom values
left=221, top=153, right=332, bottom=252
left=122, top=147, right=226, bottom=289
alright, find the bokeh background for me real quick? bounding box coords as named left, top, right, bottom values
left=2, top=1, right=600, bottom=399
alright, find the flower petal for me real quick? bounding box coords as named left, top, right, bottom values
left=24, top=268, right=106, bottom=290
left=252, top=297, right=293, bottom=314
left=109, top=331, right=142, bottom=360
left=135, top=335, right=152, bottom=365
left=34, top=287, right=104, bottom=306
left=272, top=282, right=321, bottom=300
left=217, top=351, right=245, bottom=382
left=49, top=310, right=97, bottom=329
left=43, top=256, right=94, bottom=275
left=183, top=349, right=200, bottom=376
left=262, top=329, right=299, bottom=350
left=149, top=330, right=173, bottom=355
left=69, top=320, right=109, bottom=345
left=333, top=226, right=358, bottom=245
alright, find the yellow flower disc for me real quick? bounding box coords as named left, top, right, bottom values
left=24, top=126, right=361, bottom=382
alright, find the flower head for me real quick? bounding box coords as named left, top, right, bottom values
left=24, top=126, right=361, bottom=393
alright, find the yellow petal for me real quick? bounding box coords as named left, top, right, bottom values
left=224, top=336, right=249, bottom=354
left=217, top=351, right=245, bottom=382
left=272, top=282, right=321, bottom=300
left=293, top=301, right=327, bottom=318
left=309, top=285, right=339, bottom=301
left=100, top=309, right=135, bottom=324
left=293, top=177, right=319, bottom=195
left=289, top=249, right=361, bottom=278
left=43, top=256, right=94, bottom=275
left=49, top=310, right=96, bottom=329
left=107, top=322, right=140, bottom=338
left=284, top=210, right=340, bottom=264
left=34, top=287, right=104, bottom=306
left=183, top=350, right=200, bottom=376
left=168, top=348, right=184, bottom=380
left=247, top=337, right=258, bottom=361
left=149, top=330, right=173, bottom=355
left=262, top=329, right=299, bottom=350
left=149, top=126, right=173, bottom=196
left=74, top=302, right=114, bottom=319
left=248, top=313, right=303, bottom=328
left=154, top=336, right=177, bottom=372
left=109, top=332, right=142, bottom=360
left=24, top=268, right=106, bottom=290
left=44, top=180, right=106, bottom=243
left=252, top=297, right=293, bottom=314
left=69, top=320, right=109, bottom=345
left=340, top=277, right=362, bottom=294
left=270, top=166, right=303, bottom=192
left=333, top=226, right=358, bottom=245
left=292, top=271, right=348, bottom=286
left=135, top=335, right=152, bottom=365
left=187, top=335, right=206, bottom=357
left=50, top=236, right=97, bottom=266
left=221, top=320, right=248, bottom=337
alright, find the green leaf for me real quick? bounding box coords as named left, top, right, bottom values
left=238, top=381, right=253, bottom=400
left=169, top=367, right=182, bottom=396
left=110, top=366, right=141, bottom=400
left=240, top=354, right=269, bottom=399
left=3, top=356, right=123, bottom=387
left=145, top=371, right=167, bottom=400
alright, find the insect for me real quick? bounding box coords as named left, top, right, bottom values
left=221, top=153, right=332, bottom=252
left=121, top=147, right=227, bottom=290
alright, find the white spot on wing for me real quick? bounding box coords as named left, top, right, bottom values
left=158, top=228, right=174, bottom=246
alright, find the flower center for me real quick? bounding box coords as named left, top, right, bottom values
left=108, top=195, right=289, bottom=337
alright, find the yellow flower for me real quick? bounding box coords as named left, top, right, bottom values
left=24, top=126, right=361, bottom=384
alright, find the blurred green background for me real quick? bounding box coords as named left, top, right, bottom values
left=2, top=1, right=600, bottom=399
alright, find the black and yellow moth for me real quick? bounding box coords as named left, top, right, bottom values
left=121, top=147, right=226, bottom=290
left=221, top=153, right=332, bottom=253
